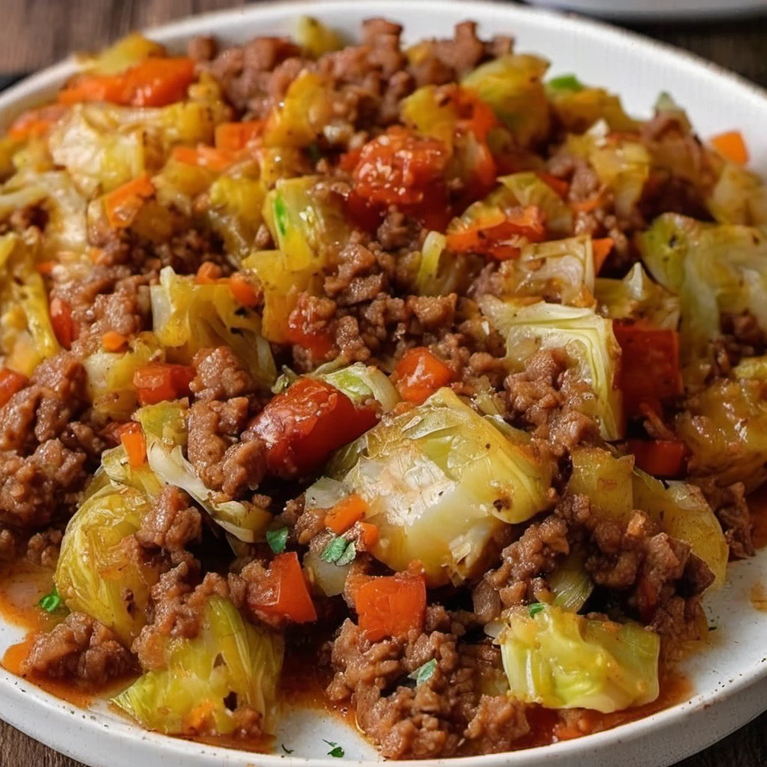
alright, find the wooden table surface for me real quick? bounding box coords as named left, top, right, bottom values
left=0, top=0, right=766, bottom=765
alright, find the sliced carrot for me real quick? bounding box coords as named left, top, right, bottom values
left=102, top=331, right=128, bottom=353
left=710, top=130, right=749, bottom=166
left=214, top=120, right=263, bottom=152
left=119, top=422, right=147, bottom=468
left=394, top=347, right=454, bottom=405
left=358, top=522, right=379, bottom=549
left=536, top=171, right=569, bottom=199
left=355, top=573, right=427, bottom=642
left=36, top=261, right=56, bottom=276
left=592, top=237, right=614, bottom=273
left=195, top=261, right=223, bottom=284
left=172, top=144, right=235, bottom=173
left=229, top=272, right=260, bottom=308
left=326, top=494, right=368, bottom=535
left=0, top=369, right=28, bottom=408
left=103, top=174, right=155, bottom=229
left=572, top=193, right=602, bottom=214
left=627, top=439, right=687, bottom=478
left=133, top=362, right=195, bottom=406
left=8, top=104, right=68, bottom=140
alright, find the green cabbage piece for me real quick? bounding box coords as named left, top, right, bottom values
left=676, top=377, right=767, bottom=494
left=568, top=446, right=729, bottom=587
left=55, top=482, right=161, bottom=645
left=150, top=266, right=275, bottom=389
left=243, top=176, right=349, bottom=343
left=112, top=595, right=283, bottom=735
left=565, top=124, right=650, bottom=219
left=639, top=213, right=767, bottom=381
left=707, top=161, right=767, bottom=227
left=462, top=54, right=551, bottom=147
left=500, top=604, right=660, bottom=713
left=595, top=262, right=680, bottom=329
left=332, top=387, right=554, bottom=586
left=0, top=233, right=60, bottom=376
left=548, top=548, right=594, bottom=613
left=296, top=16, right=344, bottom=58
left=495, top=234, right=597, bottom=306
left=497, top=172, right=573, bottom=238
left=83, top=332, right=163, bottom=420
left=318, top=362, right=400, bottom=413
left=136, top=401, right=272, bottom=544
left=79, top=33, right=165, bottom=75
left=481, top=296, right=623, bottom=440
left=206, top=174, right=266, bottom=260
left=547, top=79, right=638, bottom=134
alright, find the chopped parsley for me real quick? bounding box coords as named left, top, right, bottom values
left=528, top=602, right=546, bottom=617
left=321, top=535, right=355, bottom=566
left=323, top=740, right=345, bottom=758
left=409, top=658, right=437, bottom=686
left=38, top=585, right=62, bottom=613
left=267, top=527, right=289, bottom=554
left=274, top=194, right=289, bottom=238
left=281, top=744, right=294, bottom=754
left=547, top=73, right=584, bottom=93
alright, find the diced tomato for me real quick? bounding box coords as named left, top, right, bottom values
left=250, top=377, right=378, bottom=478
left=352, top=127, right=449, bottom=206
left=627, top=439, right=687, bottom=478
left=0, top=369, right=28, bottom=408
left=214, top=120, right=263, bottom=152
left=355, top=573, right=427, bottom=642
left=133, top=362, right=195, bottom=406
left=247, top=551, right=317, bottom=624
left=325, top=494, right=368, bottom=534
left=59, top=57, right=195, bottom=107
left=455, top=88, right=498, bottom=143
left=8, top=104, right=68, bottom=140
left=613, top=322, right=683, bottom=419
left=119, top=422, right=147, bottom=468
left=49, top=297, right=78, bottom=350
left=394, top=347, right=454, bottom=405
left=103, top=174, right=155, bottom=229
left=446, top=206, right=546, bottom=260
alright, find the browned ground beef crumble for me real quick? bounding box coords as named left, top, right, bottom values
left=0, top=15, right=763, bottom=761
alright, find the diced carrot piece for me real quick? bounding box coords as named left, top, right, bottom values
left=394, top=347, right=454, bottom=405
left=214, top=120, right=263, bottom=152
left=326, top=494, right=368, bottom=535
left=627, top=439, right=687, bottom=478
left=536, top=171, right=569, bottom=198
left=102, top=331, right=128, bottom=353
left=710, top=130, right=749, bottom=166
left=103, top=174, right=155, bottom=229
left=133, top=362, right=195, bottom=406
left=355, top=573, right=427, bottom=642
left=172, top=144, right=235, bottom=172
left=229, top=272, right=260, bottom=308
left=0, top=368, right=28, bottom=408
left=592, top=237, right=614, bottom=273
left=195, top=261, right=223, bottom=284
left=119, top=422, right=147, bottom=468
left=572, top=193, right=602, bottom=213
left=247, top=551, right=318, bottom=623
left=8, top=104, right=68, bottom=140
left=358, top=522, right=379, bottom=549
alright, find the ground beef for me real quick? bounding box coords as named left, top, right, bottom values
left=190, top=346, right=257, bottom=401
left=503, top=349, right=600, bottom=456
left=136, top=486, right=202, bottom=558
left=327, top=606, right=528, bottom=759
left=324, top=240, right=388, bottom=307
left=26, top=528, right=63, bottom=568
left=0, top=527, right=18, bottom=561
left=22, top=613, right=134, bottom=684
left=695, top=478, right=754, bottom=558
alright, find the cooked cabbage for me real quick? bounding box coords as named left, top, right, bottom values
left=55, top=482, right=161, bottom=645
left=244, top=176, right=349, bottom=343
left=481, top=296, right=623, bottom=440
left=639, top=213, right=767, bottom=380
left=332, top=387, right=554, bottom=586
left=497, top=172, right=573, bottom=238
left=494, top=235, right=597, bottom=306
left=318, top=363, right=400, bottom=413
left=548, top=548, right=594, bottom=613
left=83, top=333, right=163, bottom=420
left=112, top=595, right=283, bottom=735
left=296, top=16, right=344, bottom=58
left=707, top=161, right=767, bottom=227
left=500, top=604, right=660, bottom=713
left=150, top=266, right=275, bottom=388
left=462, top=54, right=551, bottom=147
left=595, top=262, right=680, bottom=329
left=676, top=377, right=767, bottom=493
left=206, top=174, right=265, bottom=260
left=546, top=76, right=637, bottom=134
left=569, top=446, right=634, bottom=524
left=0, top=233, right=60, bottom=376
left=79, top=33, right=165, bottom=75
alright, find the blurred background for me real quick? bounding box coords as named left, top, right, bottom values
left=0, top=0, right=765, bottom=766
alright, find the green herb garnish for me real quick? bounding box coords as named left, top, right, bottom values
left=547, top=74, right=584, bottom=93
left=409, top=658, right=437, bottom=686
left=274, top=194, right=289, bottom=238
left=321, top=535, right=355, bottom=566
left=39, top=585, right=62, bottom=613
left=528, top=602, right=546, bottom=617
left=323, top=740, right=344, bottom=758
left=267, top=527, right=289, bottom=554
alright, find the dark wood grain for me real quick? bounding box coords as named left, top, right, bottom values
left=0, top=1, right=765, bottom=765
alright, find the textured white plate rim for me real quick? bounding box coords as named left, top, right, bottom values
left=525, top=0, right=767, bottom=22
left=0, top=1, right=765, bottom=765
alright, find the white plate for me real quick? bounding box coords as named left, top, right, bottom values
left=1, top=2, right=767, bottom=766
left=525, top=0, right=767, bottom=21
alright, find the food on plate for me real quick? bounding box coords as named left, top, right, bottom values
left=0, top=16, right=765, bottom=759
